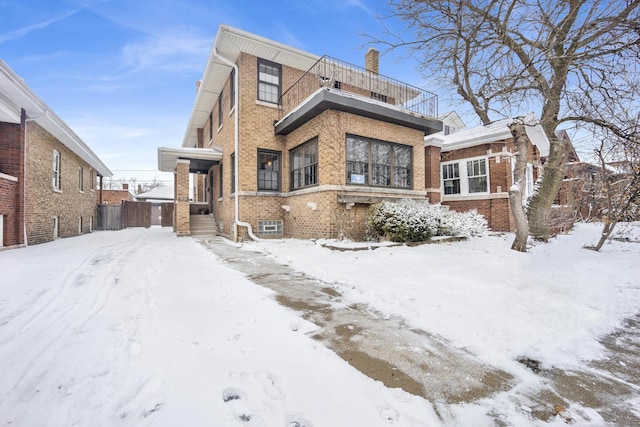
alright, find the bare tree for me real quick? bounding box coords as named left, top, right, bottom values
left=588, top=131, right=640, bottom=251
left=374, top=0, right=640, bottom=241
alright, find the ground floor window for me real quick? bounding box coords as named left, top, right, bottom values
left=230, top=153, right=235, bottom=193
left=290, top=138, right=318, bottom=190
left=257, top=149, right=281, bottom=191
left=258, top=220, right=283, bottom=236
left=346, top=135, right=412, bottom=188
left=441, top=157, right=489, bottom=196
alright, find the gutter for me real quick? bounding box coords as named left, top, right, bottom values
left=211, top=49, right=259, bottom=242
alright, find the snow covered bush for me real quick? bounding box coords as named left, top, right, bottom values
left=366, top=199, right=488, bottom=242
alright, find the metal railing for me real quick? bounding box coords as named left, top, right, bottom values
left=279, top=55, right=438, bottom=121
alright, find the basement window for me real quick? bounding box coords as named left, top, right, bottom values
left=258, top=220, right=283, bottom=236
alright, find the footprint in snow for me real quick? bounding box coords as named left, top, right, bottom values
left=254, top=372, right=284, bottom=400
left=286, top=413, right=313, bottom=427
left=380, top=406, right=399, bottom=423
left=222, top=388, right=265, bottom=426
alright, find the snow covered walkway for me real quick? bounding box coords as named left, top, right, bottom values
left=0, top=229, right=437, bottom=426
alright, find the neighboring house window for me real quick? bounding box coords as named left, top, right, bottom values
left=230, top=68, right=235, bottom=109
left=218, top=91, right=223, bottom=127
left=78, top=167, right=84, bottom=192
left=230, top=153, right=236, bottom=193
left=257, top=149, right=280, bottom=191
left=442, top=163, right=460, bottom=194
left=290, top=138, right=318, bottom=190
left=441, top=157, right=489, bottom=196
left=444, top=125, right=455, bottom=135
left=89, top=168, right=94, bottom=191
left=53, top=150, right=61, bottom=190
left=346, top=135, right=412, bottom=188
left=257, top=58, right=281, bottom=104
left=467, top=159, right=488, bottom=193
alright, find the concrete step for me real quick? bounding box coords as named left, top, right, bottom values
left=190, top=215, right=217, bottom=236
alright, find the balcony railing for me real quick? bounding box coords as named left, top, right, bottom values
left=279, top=55, right=438, bottom=121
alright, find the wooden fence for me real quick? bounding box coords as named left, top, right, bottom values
left=97, top=201, right=174, bottom=230
left=96, top=204, right=122, bottom=230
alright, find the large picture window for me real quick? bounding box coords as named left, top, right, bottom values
left=441, top=157, right=489, bottom=196
left=346, top=135, right=412, bottom=188
left=257, top=149, right=280, bottom=191
left=290, top=138, right=318, bottom=190
left=257, top=58, right=281, bottom=104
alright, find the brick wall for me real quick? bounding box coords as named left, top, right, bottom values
left=0, top=117, right=25, bottom=247
left=174, top=160, right=190, bottom=236
left=203, top=51, right=429, bottom=240
left=98, top=189, right=134, bottom=204
left=24, top=121, right=98, bottom=245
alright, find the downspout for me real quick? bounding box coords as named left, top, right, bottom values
left=212, top=48, right=259, bottom=241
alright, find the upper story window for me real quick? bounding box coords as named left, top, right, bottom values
left=257, top=149, right=280, bottom=191
left=257, top=58, right=281, bottom=104
left=230, top=68, right=236, bottom=109
left=290, top=138, right=318, bottom=190
left=346, top=135, right=412, bottom=188
left=444, top=125, right=456, bottom=135
left=53, top=150, right=60, bottom=190
left=78, top=167, right=84, bottom=192
left=89, top=168, right=94, bottom=191
left=441, top=157, right=489, bottom=196
left=218, top=91, right=224, bottom=127
left=209, top=111, right=213, bottom=141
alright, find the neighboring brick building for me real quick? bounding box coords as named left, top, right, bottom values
left=98, top=183, right=135, bottom=205
left=0, top=60, right=111, bottom=248
left=159, top=25, right=442, bottom=240
left=426, top=113, right=550, bottom=231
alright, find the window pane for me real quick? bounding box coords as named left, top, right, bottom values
left=468, top=177, right=487, bottom=193
left=444, top=178, right=461, bottom=194
left=258, top=151, right=280, bottom=191
left=346, top=137, right=369, bottom=184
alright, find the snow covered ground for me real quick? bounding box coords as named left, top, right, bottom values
left=0, top=223, right=638, bottom=426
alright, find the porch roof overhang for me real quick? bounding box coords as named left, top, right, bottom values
left=274, top=88, right=442, bottom=136
left=157, top=147, right=222, bottom=174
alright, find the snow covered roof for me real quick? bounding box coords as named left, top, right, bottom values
left=0, top=60, right=112, bottom=178
left=426, top=113, right=550, bottom=156
left=136, top=185, right=174, bottom=201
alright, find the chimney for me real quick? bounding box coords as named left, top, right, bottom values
left=137, top=184, right=142, bottom=194
left=122, top=183, right=129, bottom=191
left=196, top=79, right=202, bottom=94
left=365, top=48, right=379, bottom=74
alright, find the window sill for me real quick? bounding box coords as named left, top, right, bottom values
left=53, top=188, right=62, bottom=194
left=217, top=124, right=223, bottom=133
left=255, top=100, right=280, bottom=109
left=218, top=197, right=223, bottom=202
left=79, top=190, right=84, bottom=194
left=229, top=106, right=236, bottom=116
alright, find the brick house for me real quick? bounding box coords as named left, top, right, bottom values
left=0, top=60, right=111, bottom=249
left=98, top=183, right=136, bottom=205
left=159, top=25, right=442, bottom=240
left=425, top=112, right=550, bottom=231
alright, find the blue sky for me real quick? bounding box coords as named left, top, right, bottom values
left=1, top=0, right=462, bottom=186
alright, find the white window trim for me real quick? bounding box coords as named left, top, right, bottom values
left=441, top=155, right=490, bottom=198
left=53, top=150, right=61, bottom=190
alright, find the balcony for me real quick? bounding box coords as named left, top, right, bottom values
left=275, top=55, right=441, bottom=136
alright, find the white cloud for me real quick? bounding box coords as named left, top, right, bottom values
left=0, top=9, right=80, bottom=44
left=118, top=27, right=211, bottom=75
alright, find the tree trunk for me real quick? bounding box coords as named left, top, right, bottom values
left=592, top=220, right=617, bottom=251
left=526, top=122, right=568, bottom=241
left=508, top=122, right=531, bottom=252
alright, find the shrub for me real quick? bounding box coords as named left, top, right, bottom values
left=366, top=199, right=488, bottom=242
